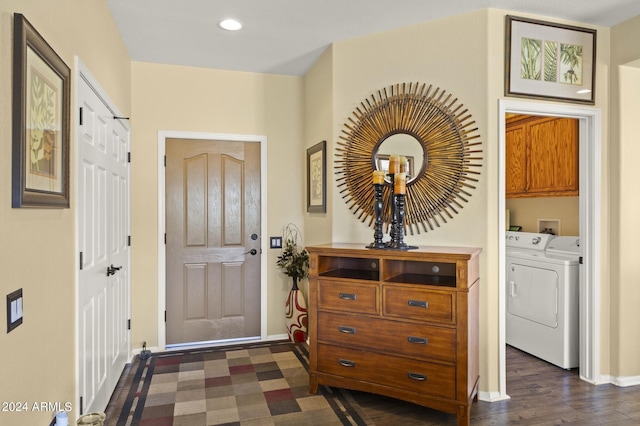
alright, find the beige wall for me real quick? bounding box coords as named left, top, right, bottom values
left=610, top=15, right=640, bottom=378
left=304, top=8, right=619, bottom=394
left=130, top=63, right=305, bottom=348
left=329, top=11, right=489, bottom=248
left=2, top=3, right=639, bottom=425
left=303, top=46, right=334, bottom=247
left=506, top=197, right=580, bottom=235
left=327, top=9, right=495, bottom=390
left=0, top=1, right=130, bottom=424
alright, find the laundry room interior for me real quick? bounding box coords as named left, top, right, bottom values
left=504, top=112, right=582, bottom=372
left=505, top=113, right=580, bottom=237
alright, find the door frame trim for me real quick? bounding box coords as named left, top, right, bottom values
left=75, top=56, right=132, bottom=413
left=498, top=100, right=603, bottom=400
left=157, top=131, right=268, bottom=350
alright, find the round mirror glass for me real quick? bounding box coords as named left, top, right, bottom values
left=374, top=133, right=425, bottom=183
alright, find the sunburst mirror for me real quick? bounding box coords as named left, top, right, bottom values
left=336, top=82, right=482, bottom=234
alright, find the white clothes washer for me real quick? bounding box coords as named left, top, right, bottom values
left=505, top=231, right=580, bottom=369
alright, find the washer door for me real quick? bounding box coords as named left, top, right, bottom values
left=507, top=262, right=559, bottom=328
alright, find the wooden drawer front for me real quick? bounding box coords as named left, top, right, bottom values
left=317, top=344, right=455, bottom=400
left=383, top=286, right=455, bottom=324
left=317, top=312, right=456, bottom=363
left=318, top=280, right=379, bottom=315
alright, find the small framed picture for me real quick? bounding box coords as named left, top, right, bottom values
left=505, top=15, right=596, bottom=105
left=307, top=141, right=326, bottom=213
left=12, top=13, right=71, bottom=208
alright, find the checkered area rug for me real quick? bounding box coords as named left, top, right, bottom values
left=111, top=340, right=369, bottom=425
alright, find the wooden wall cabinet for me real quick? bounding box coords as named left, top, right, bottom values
left=506, top=115, right=579, bottom=198
left=307, top=243, right=481, bottom=426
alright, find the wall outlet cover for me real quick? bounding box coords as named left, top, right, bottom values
left=7, top=288, right=23, bottom=333
left=270, top=236, right=282, bottom=249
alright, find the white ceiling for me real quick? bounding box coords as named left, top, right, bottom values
left=106, top=0, right=640, bottom=76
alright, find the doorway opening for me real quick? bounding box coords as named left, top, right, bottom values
left=157, top=131, right=268, bottom=350
left=498, top=100, right=603, bottom=400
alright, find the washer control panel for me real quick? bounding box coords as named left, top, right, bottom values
left=505, top=231, right=555, bottom=251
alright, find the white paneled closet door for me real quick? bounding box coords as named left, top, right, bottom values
left=77, top=68, right=130, bottom=416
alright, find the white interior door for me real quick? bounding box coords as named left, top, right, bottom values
left=77, top=68, right=130, bottom=415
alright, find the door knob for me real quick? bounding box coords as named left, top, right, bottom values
left=245, top=248, right=258, bottom=255
left=107, top=264, right=122, bottom=276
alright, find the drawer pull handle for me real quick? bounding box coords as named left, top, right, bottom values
left=339, top=359, right=356, bottom=368
left=338, top=326, right=356, bottom=334
left=408, top=372, right=427, bottom=381
left=339, top=293, right=357, bottom=300
left=407, top=336, right=428, bottom=345
left=408, top=299, right=428, bottom=308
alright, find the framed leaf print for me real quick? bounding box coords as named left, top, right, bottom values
left=505, top=15, right=596, bottom=105
left=12, top=13, right=71, bottom=208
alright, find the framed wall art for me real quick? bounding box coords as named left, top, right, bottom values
left=505, top=15, right=596, bottom=105
left=12, top=13, right=71, bottom=208
left=306, top=140, right=326, bottom=213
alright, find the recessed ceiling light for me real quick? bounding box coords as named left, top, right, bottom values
left=219, top=19, right=242, bottom=31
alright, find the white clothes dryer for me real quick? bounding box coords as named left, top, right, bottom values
left=505, top=231, right=580, bottom=369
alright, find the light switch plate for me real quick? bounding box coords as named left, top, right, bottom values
left=7, top=288, right=23, bottom=333
left=270, top=236, right=282, bottom=249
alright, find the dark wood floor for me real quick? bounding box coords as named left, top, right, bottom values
left=350, top=345, right=640, bottom=425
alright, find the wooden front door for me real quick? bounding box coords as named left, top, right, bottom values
left=166, top=138, right=261, bottom=345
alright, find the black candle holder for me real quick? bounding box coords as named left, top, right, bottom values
left=387, top=174, right=398, bottom=246
left=367, top=182, right=386, bottom=249
left=388, top=193, right=414, bottom=250
left=367, top=172, right=417, bottom=251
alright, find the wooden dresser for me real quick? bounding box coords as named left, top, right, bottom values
left=306, top=243, right=481, bottom=426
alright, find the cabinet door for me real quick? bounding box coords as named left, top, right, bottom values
left=505, top=123, right=527, bottom=196
left=527, top=117, right=579, bottom=195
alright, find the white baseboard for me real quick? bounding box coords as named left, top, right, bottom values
left=478, top=390, right=511, bottom=402
left=611, top=374, right=640, bottom=387
left=265, top=333, right=289, bottom=341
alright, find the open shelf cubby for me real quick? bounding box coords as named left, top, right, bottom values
left=383, top=259, right=457, bottom=287
left=317, top=256, right=379, bottom=281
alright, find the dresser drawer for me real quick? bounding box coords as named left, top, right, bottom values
left=383, top=285, right=455, bottom=324
left=317, top=344, right=455, bottom=400
left=317, top=280, right=379, bottom=315
left=317, top=312, right=455, bottom=363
